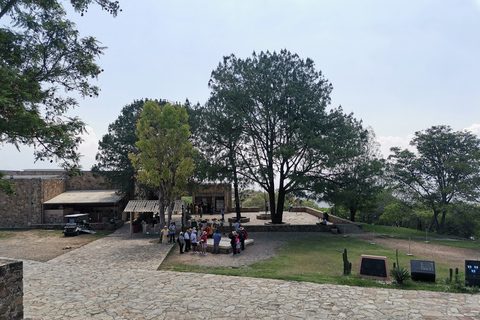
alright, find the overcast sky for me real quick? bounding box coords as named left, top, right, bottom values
left=1, top=0, right=480, bottom=171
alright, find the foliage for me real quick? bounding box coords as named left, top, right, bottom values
left=388, top=125, right=480, bottom=234
left=390, top=265, right=410, bottom=284
left=207, top=50, right=368, bottom=224
left=0, top=171, right=15, bottom=195
left=129, top=101, right=195, bottom=227
left=323, top=128, right=385, bottom=222
left=92, top=99, right=168, bottom=198
left=0, top=0, right=121, bottom=178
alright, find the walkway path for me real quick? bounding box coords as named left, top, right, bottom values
left=22, top=224, right=480, bottom=319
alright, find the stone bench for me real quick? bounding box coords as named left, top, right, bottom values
left=194, top=238, right=254, bottom=254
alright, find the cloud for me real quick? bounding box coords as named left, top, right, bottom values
left=464, top=123, right=480, bottom=135
left=377, top=134, right=415, bottom=159
left=77, top=125, right=99, bottom=170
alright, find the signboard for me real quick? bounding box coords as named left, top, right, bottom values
left=357, top=255, right=390, bottom=281
left=465, top=260, right=480, bottom=288
left=410, top=260, right=436, bottom=282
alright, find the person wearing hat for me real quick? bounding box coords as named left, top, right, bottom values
left=190, top=228, right=198, bottom=254
left=178, top=232, right=185, bottom=254
left=238, top=227, right=247, bottom=251
left=184, top=228, right=191, bottom=252
left=161, top=225, right=169, bottom=245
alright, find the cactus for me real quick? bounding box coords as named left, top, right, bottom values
left=343, top=248, right=352, bottom=275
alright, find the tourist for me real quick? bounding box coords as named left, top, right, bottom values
left=161, top=226, right=169, bottom=244
left=178, top=232, right=185, bottom=254
left=238, top=227, right=248, bottom=251
left=195, top=204, right=198, bottom=217
left=234, top=219, right=240, bottom=231
left=199, top=207, right=203, bottom=218
left=221, top=208, right=225, bottom=221
left=169, top=222, right=176, bottom=244
left=191, top=228, right=198, bottom=254
left=184, top=228, right=191, bottom=252
left=213, top=229, right=221, bottom=254
left=289, top=203, right=293, bottom=212
left=230, top=231, right=238, bottom=256
left=200, top=231, right=208, bottom=256
left=235, top=231, right=241, bottom=254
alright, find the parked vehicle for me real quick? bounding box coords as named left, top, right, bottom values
left=63, top=214, right=95, bottom=236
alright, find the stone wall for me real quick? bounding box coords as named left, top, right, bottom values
left=0, top=179, right=42, bottom=227
left=0, top=259, right=23, bottom=320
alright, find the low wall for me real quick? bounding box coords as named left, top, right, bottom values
left=0, top=259, right=23, bottom=320
left=29, top=220, right=125, bottom=231
left=216, top=224, right=333, bottom=233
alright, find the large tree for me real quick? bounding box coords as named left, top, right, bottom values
left=129, top=101, right=195, bottom=228
left=92, top=99, right=168, bottom=198
left=389, top=125, right=480, bottom=234
left=0, top=0, right=121, bottom=177
left=208, top=50, right=368, bottom=224
left=192, top=99, right=245, bottom=220
left=322, top=128, right=385, bottom=222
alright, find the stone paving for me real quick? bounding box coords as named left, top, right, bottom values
left=17, top=223, right=480, bottom=319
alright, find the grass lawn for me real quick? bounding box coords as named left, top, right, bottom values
left=160, top=231, right=480, bottom=294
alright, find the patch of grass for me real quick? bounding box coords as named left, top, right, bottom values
left=159, top=233, right=480, bottom=293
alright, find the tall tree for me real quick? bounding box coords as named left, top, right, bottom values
left=389, top=125, right=480, bottom=234
left=322, top=128, right=385, bottom=222
left=129, top=101, right=195, bottom=228
left=0, top=0, right=121, bottom=179
left=208, top=50, right=368, bottom=224
left=92, top=99, right=168, bottom=199
left=192, top=99, right=245, bottom=220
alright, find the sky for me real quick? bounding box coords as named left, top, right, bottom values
left=1, top=0, right=480, bottom=171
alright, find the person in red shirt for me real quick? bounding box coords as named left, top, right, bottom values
left=200, top=231, right=208, bottom=256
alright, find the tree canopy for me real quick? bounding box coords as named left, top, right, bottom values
left=207, top=50, right=370, bottom=224
left=92, top=99, right=170, bottom=199
left=389, top=125, right=480, bottom=234
left=129, top=101, right=195, bottom=227
left=322, top=128, right=385, bottom=222
left=0, top=0, right=121, bottom=176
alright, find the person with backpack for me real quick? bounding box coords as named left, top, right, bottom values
left=229, top=231, right=238, bottom=256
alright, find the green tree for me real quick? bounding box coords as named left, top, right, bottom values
left=208, top=50, right=367, bottom=224
left=129, top=101, right=195, bottom=228
left=193, top=98, right=246, bottom=220
left=92, top=99, right=168, bottom=198
left=322, top=128, right=385, bottom=222
left=0, top=0, right=121, bottom=182
left=389, top=125, right=480, bottom=234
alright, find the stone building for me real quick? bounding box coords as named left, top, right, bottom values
left=0, top=170, right=126, bottom=228
left=192, top=183, right=232, bottom=213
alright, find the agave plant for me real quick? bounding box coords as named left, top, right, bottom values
left=390, top=265, right=410, bottom=284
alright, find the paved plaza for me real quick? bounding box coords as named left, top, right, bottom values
left=14, top=223, right=480, bottom=319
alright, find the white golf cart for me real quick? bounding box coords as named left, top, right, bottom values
left=63, top=213, right=96, bottom=236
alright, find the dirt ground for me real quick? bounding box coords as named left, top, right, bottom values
left=0, top=229, right=101, bottom=262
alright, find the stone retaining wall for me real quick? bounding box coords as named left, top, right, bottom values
left=0, top=259, right=23, bottom=320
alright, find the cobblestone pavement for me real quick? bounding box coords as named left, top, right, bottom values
left=20, top=224, right=480, bottom=320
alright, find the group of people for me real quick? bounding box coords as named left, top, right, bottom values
left=173, top=221, right=248, bottom=257
left=229, top=226, right=248, bottom=257
left=175, top=226, right=223, bottom=256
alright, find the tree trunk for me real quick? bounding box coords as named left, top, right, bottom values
left=349, top=207, right=357, bottom=222
left=233, top=170, right=242, bottom=221
left=158, top=186, right=165, bottom=239
left=276, top=187, right=286, bottom=224
left=167, top=201, right=173, bottom=226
